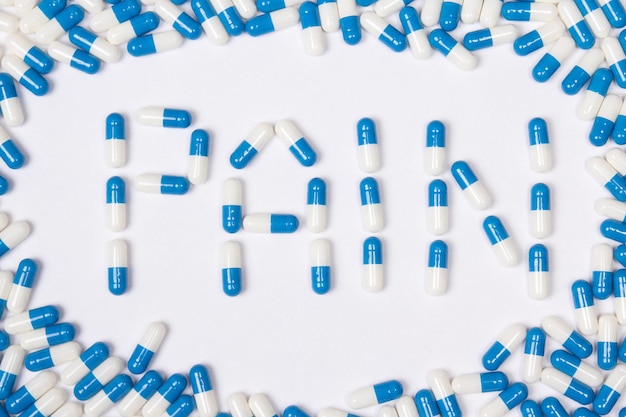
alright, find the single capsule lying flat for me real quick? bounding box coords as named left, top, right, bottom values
left=451, top=160, right=491, bottom=210
left=134, top=174, right=190, bottom=195
left=528, top=244, right=549, bottom=300
left=426, top=240, right=448, bottom=296
left=187, top=129, right=210, bottom=185
left=221, top=241, right=242, bottom=296
left=346, top=380, right=403, bottom=409
left=360, top=177, right=384, bottom=232
left=127, top=322, right=166, bottom=375
left=483, top=215, right=519, bottom=267
left=190, top=365, right=216, bottom=417
left=356, top=117, right=380, bottom=173
left=307, top=178, right=327, bottom=233
left=362, top=236, right=383, bottom=292
left=571, top=279, right=599, bottom=335
left=310, top=238, right=331, bottom=295
left=482, top=323, right=526, bottom=370
left=137, top=106, right=191, bottom=128
left=229, top=122, right=274, bottom=169
left=522, top=327, right=546, bottom=383
left=117, top=370, right=163, bottom=417
left=243, top=214, right=299, bottom=233
left=222, top=178, right=242, bottom=233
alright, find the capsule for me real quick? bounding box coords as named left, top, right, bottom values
left=300, top=2, right=325, bottom=55
left=142, top=373, right=187, bottom=417
left=439, top=0, right=461, bottom=30
left=421, top=0, right=443, bottom=26
left=84, top=374, right=133, bottom=417
left=586, top=156, right=626, bottom=201
left=222, top=178, right=242, bottom=233
left=529, top=184, right=551, bottom=239
left=317, top=0, right=339, bottom=31
left=20, top=322, right=76, bottom=351
left=541, top=367, right=594, bottom=404
left=426, top=240, right=448, bottom=296
left=47, top=41, right=101, bottom=74
left=105, top=176, right=126, bottom=232
left=463, top=25, right=518, bottom=51
left=185, top=129, right=211, bottom=185
left=451, top=160, right=491, bottom=210
left=399, top=6, right=431, bottom=59
left=522, top=327, right=546, bottom=383
left=0, top=73, right=24, bottom=127
left=414, top=390, right=440, bottom=417
left=429, top=29, right=476, bottom=70
left=137, top=106, right=192, bottom=128
left=304, top=177, right=327, bottom=233
left=154, top=0, right=202, bottom=40
left=363, top=236, right=383, bottom=292
left=559, top=0, right=595, bottom=49
left=0, top=221, right=28, bottom=257
left=451, top=372, right=508, bottom=394
left=375, top=0, right=413, bottom=17
left=458, top=0, right=480, bottom=22
left=606, top=147, right=626, bottom=175
left=35, top=5, right=84, bottom=45
left=310, top=238, right=331, bottom=295
left=221, top=241, right=242, bottom=296
left=337, top=0, right=360, bottom=44
left=162, top=395, right=195, bottom=417
left=528, top=244, right=549, bottom=300
left=479, top=0, right=502, bottom=27
left=483, top=216, right=519, bottom=267
left=275, top=119, right=317, bottom=167
left=502, top=2, right=557, bottom=21
left=541, top=397, right=568, bottom=417
left=360, top=177, right=383, bottom=232
left=51, top=402, right=83, bottom=417
left=128, top=31, right=184, bottom=56
left=601, top=37, right=626, bottom=89
left=519, top=400, right=541, bottom=417
left=0, top=271, right=13, bottom=319
left=356, top=117, right=380, bottom=173
left=0, top=345, right=25, bottom=399
left=210, top=0, right=245, bottom=36
left=6, top=258, right=36, bottom=313
left=543, top=316, right=593, bottom=358
left=90, top=0, right=142, bottom=32
left=395, top=396, right=417, bottom=417
left=19, top=0, right=66, bottom=34
left=243, top=214, right=299, bottom=233
left=232, top=0, right=256, bottom=18
left=228, top=392, right=253, bottom=417
left=482, top=323, right=526, bottom=370
left=600, top=219, right=626, bottom=243
left=190, top=0, right=229, bottom=45
left=550, top=349, right=603, bottom=387
left=105, top=113, right=125, bottom=168
left=427, top=180, right=448, bottom=236
left=598, top=0, right=626, bottom=27
left=74, top=356, right=124, bottom=401
left=117, top=370, right=163, bottom=417
left=562, top=48, right=604, bottom=95
left=359, top=12, right=406, bottom=52
left=189, top=365, right=216, bottom=417
left=20, top=388, right=67, bottom=417
left=108, top=239, right=128, bottom=296
left=247, top=394, right=278, bottom=417
left=134, top=174, right=190, bottom=195
left=6, top=371, right=56, bottom=414
left=424, top=120, right=446, bottom=175
left=615, top=97, right=626, bottom=144
left=106, top=12, right=161, bottom=45
left=579, top=68, right=614, bottom=120
left=615, top=270, right=626, bottom=324
left=479, top=382, right=528, bottom=417
left=427, top=370, right=461, bottom=417
left=513, top=20, right=566, bottom=56
left=24, top=342, right=81, bottom=371
left=127, top=322, right=166, bottom=375
left=346, top=380, right=402, bottom=409
left=6, top=33, right=53, bottom=74
left=61, top=342, right=109, bottom=385
left=598, top=314, right=618, bottom=370
left=2, top=54, right=48, bottom=97
left=593, top=364, right=626, bottom=414
left=590, top=95, right=622, bottom=146
left=571, top=279, right=599, bottom=335
left=229, top=123, right=274, bottom=169
left=68, top=26, right=120, bottom=63
left=574, top=0, right=611, bottom=38
left=533, top=36, right=576, bottom=82
left=246, top=8, right=300, bottom=36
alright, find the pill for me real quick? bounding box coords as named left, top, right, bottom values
left=222, top=178, right=242, bottom=233
left=600, top=219, right=626, bottom=243
left=590, top=95, right=621, bottom=146
left=529, top=183, right=551, bottom=238
left=300, top=2, right=325, bottom=56
left=399, top=6, right=431, bottom=59
left=19, top=322, right=76, bottom=351
left=310, top=238, right=331, bottom=294
left=162, top=395, right=195, bottom=417
left=6, top=371, right=56, bottom=414
left=50, top=402, right=82, bottom=417
left=243, top=214, right=299, bottom=233
left=74, top=356, right=124, bottom=401
left=143, top=374, right=188, bottom=417
left=346, top=380, right=402, bottom=409
left=593, top=364, right=626, bottom=414
left=513, top=20, right=566, bottom=56
left=541, top=367, right=594, bottom=404
left=421, top=0, right=443, bottom=26
left=429, top=29, right=476, bottom=70
left=25, top=341, right=81, bottom=371
left=601, top=37, right=626, bottom=88
left=106, top=12, right=160, bottom=45
left=606, top=148, right=626, bottom=175
left=0, top=221, right=28, bottom=257
left=427, top=370, right=461, bottom=417
left=395, top=396, right=417, bottom=417
left=187, top=129, right=210, bottom=185
left=413, top=389, right=440, bottom=417
left=19, top=0, right=66, bottom=34
left=229, top=122, right=274, bottom=169
left=528, top=243, right=549, bottom=300
left=108, top=239, right=128, bottom=296
left=337, top=0, right=361, bottom=44
left=20, top=388, right=67, bottom=417
left=362, top=236, right=383, bottom=292
left=541, top=397, right=568, bottom=417
left=356, top=117, right=381, bottom=173
left=248, top=394, right=278, bottom=417
left=6, top=32, right=54, bottom=74
left=210, top=0, right=245, bottom=35
left=451, top=160, right=491, bottom=210
left=7, top=258, right=37, bottom=313
left=155, top=0, right=202, bottom=40
left=228, top=393, right=253, bottom=417
left=0, top=126, right=23, bottom=171
left=562, top=47, right=604, bottom=94
left=284, top=406, right=311, bottom=417
left=190, top=0, right=229, bottom=45
left=579, top=68, right=613, bottom=120
left=246, top=8, right=300, bottom=36
left=189, top=365, right=216, bottom=417
left=482, top=323, right=526, bottom=370
left=586, top=156, right=626, bottom=201
left=105, top=113, right=125, bottom=168
left=483, top=215, right=519, bottom=267
left=615, top=270, right=626, bottom=324
left=0, top=332, right=10, bottom=350
left=0, top=73, right=24, bottom=127
left=532, top=36, right=575, bottom=82
left=360, top=177, right=384, bottom=232
left=598, top=314, right=618, bottom=370
left=439, top=0, right=461, bottom=30
left=519, top=400, right=541, bottom=417
left=558, top=0, right=595, bottom=49
left=479, top=382, right=528, bottom=417
left=317, top=0, right=339, bottom=31
left=375, top=0, right=412, bottom=17
left=127, top=322, right=166, bottom=375
left=84, top=374, right=133, bottom=417
left=502, top=2, right=557, bottom=21
left=68, top=26, right=120, bottom=63
left=571, top=279, right=598, bottom=335
left=2, top=54, right=48, bottom=97
left=5, top=305, right=58, bottom=335
left=479, top=0, right=502, bottom=27
left=424, top=120, right=445, bottom=175
left=275, top=119, right=317, bottom=167
left=426, top=240, right=448, bottom=296
left=90, top=0, right=142, bottom=32
left=134, top=174, right=190, bottom=195
left=615, top=97, right=626, bottom=143
left=574, top=0, right=611, bottom=37
left=0, top=345, right=25, bottom=399
left=221, top=241, right=242, bottom=296
left=231, top=0, right=256, bottom=18
left=61, top=341, right=109, bottom=385
left=463, top=25, right=518, bottom=51
left=598, top=0, right=626, bottom=27
left=35, top=4, right=84, bottom=45
left=451, top=372, right=508, bottom=394
left=106, top=176, right=126, bottom=232
left=360, top=12, right=406, bottom=52
left=137, top=106, right=192, bottom=128
left=48, top=41, right=101, bottom=74
left=550, top=349, right=603, bottom=387
left=588, top=243, right=613, bottom=299
left=305, top=178, right=327, bottom=233
left=542, top=316, right=593, bottom=358
left=522, top=327, right=546, bottom=383
left=118, top=370, right=163, bottom=417
left=128, top=31, right=185, bottom=56
left=0, top=271, right=13, bottom=319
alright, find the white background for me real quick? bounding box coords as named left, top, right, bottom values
left=0, top=6, right=622, bottom=417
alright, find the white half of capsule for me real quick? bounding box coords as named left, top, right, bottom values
left=106, top=137, right=125, bottom=169
left=421, top=0, right=443, bottom=26
left=154, top=0, right=186, bottom=26
left=19, top=327, right=63, bottom=351
left=603, top=364, right=626, bottom=391
left=47, top=342, right=82, bottom=365
left=578, top=87, right=606, bottom=121
left=84, top=389, right=116, bottom=417
left=268, top=8, right=301, bottom=31
left=248, top=394, right=277, bottom=417
left=460, top=0, right=482, bottom=23
left=337, top=0, right=358, bottom=19
left=34, top=388, right=67, bottom=416
left=530, top=208, right=551, bottom=239
left=451, top=374, right=485, bottom=394
left=91, top=356, right=124, bottom=386
left=90, top=8, right=122, bottom=33
left=605, top=148, right=626, bottom=176
left=358, top=143, right=380, bottom=173
left=617, top=290, right=626, bottom=326
left=0, top=11, right=18, bottom=33
left=109, top=239, right=128, bottom=271
left=570, top=358, right=604, bottom=387
left=541, top=367, right=576, bottom=395
left=307, top=202, right=327, bottom=233
left=374, top=0, right=403, bottom=16
left=222, top=241, right=242, bottom=269
left=107, top=199, right=126, bottom=233
left=346, top=385, right=382, bottom=409
left=223, top=178, right=242, bottom=207
left=199, top=13, right=229, bottom=45
left=134, top=174, right=166, bottom=193
left=0, top=211, right=9, bottom=232
left=426, top=263, right=447, bottom=297
left=427, top=369, right=455, bottom=400
left=491, top=238, right=520, bottom=267
left=377, top=406, right=398, bottom=417
left=74, top=0, right=104, bottom=13
left=35, top=18, right=70, bottom=45
left=302, top=25, right=325, bottom=56
left=22, top=371, right=57, bottom=400
left=488, top=24, right=519, bottom=45
left=0, top=270, right=13, bottom=303
left=395, top=396, right=418, bottom=417
left=310, top=238, right=330, bottom=268
left=479, top=395, right=511, bottom=417
left=445, top=41, right=477, bottom=71
left=188, top=154, right=209, bottom=185
left=247, top=122, right=274, bottom=151
left=194, top=388, right=217, bottom=417
left=51, top=402, right=83, bottom=417
left=596, top=198, right=626, bottom=221
left=406, top=21, right=431, bottom=58
left=19, top=7, right=50, bottom=34
left=523, top=347, right=543, bottom=383
left=147, top=31, right=184, bottom=53
left=318, top=2, right=339, bottom=31
left=361, top=201, right=384, bottom=233
left=228, top=393, right=253, bottom=417
left=587, top=156, right=621, bottom=185
left=232, top=0, right=256, bottom=18
left=427, top=206, right=448, bottom=236
left=4, top=309, right=44, bottom=334
left=85, top=36, right=120, bottom=63
left=7, top=281, right=33, bottom=315
left=137, top=322, right=166, bottom=352
left=462, top=182, right=492, bottom=210
left=0, top=345, right=25, bottom=374
left=584, top=4, right=611, bottom=38
left=528, top=269, right=549, bottom=300
left=542, top=316, right=575, bottom=345
left=529, top=143, right=552, bottom=173
left=61, top=356, right=92, bottom=386
left=574, top=302, right=599, bottom=336
left=0, top=92, right=24, bottom=127
left=479, top=0, right=502, bottom=27
left=362, top=261, right=383, bottom=293
left=47, top=41, right=80, bottom=66
left=597, top=94, right=622, bottom=124
left=424, top=146, right=445, bottom=175
left=13, top=0, right=35, bottom=16
left=118, top=387, right=150, bottom=417
left=0, top=220, right=29, bottom=249
left=107, top=21, right=143, bottom=45
left=598, top=314, right=617, bottom=346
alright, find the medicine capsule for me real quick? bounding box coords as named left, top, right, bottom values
left=529, top=183, right=551, bottom=239
left=614, top=97, right=626, bottom=144
left=482, top=323, right=526, bottom=370
left=579, top=68, right=613, bottom=120
left=134, top=174, right=190, bottom=195
left=513, top=20, right=566, bottom=56
left=0, top=73, right=24, bottom=127
left=541, top=367, right=595, bottom=404
left=483, top=215, right=519, bottom=267
left=399, top=6, right=431, bottom=59
left=346, top=380, right=402, bottom=409
left=310, top=238, right=331, bottom=295
left=6, top=371, right=56, bottom=414
left=228, top=392, right=253, bottom=417
left=7, top=258, right=37, bottom=313
left=190, top=0, right=229, bottom=45
left=362, top=236, right=383, bottom=292
left=602, top=37, right=626, bottom=88
left=222, top=178, right=242, bottom=233
left=356, top=117, right=380, bottom=173
left=479, top=382, right=528, bottom=417
left=68, top=26, right=120, bottom=63
left=414, top=390, right=440, bottom=417
left=90, top=0, right=142, bottom=32
left=300, top=2, right=325, bottom=55
left=246, top=8, right=300, bottom=36
left=586, top=156, right=626, bottom=201
left=0, top=125, right=23, bottom=170
left=0, top=271, right=13, bottom=320
left=137, top=106, right=191, bottom=128
left=606, top=147, right=626, bottom=175
left=35, top=5, right=84, bottom=45
left=187, top=129, right=210, bottom=185
left=522, top=327, right=546, bottom=383
left=20, top=388, right=67, bottom=417
left=0, top=345, right=25, bottom=399
left=395, top=396, right=418, bottom=417
left=451, top=160, right=491, bottom=210
left=106, top=176, right=126, bottom=232
left=528, top=244, right=549, bottom=300
left=427, top=370, right=461, bottom=417
left=519, top=400, right=541, bottom=417
left=317, top=0, right=339, bottom=31
left=559, top=0, right=595, bottom=49
left=105, top=113, right=125, bottom=168
left=25, top=341, right=81, bottom=371
left=360, top=12, right=406, bottom=52
left=20, top=322, right=76, bottom=351
left=127, top=322, right=166, bottom=375
left=360, top=177, right=384, bottom=232
left=479, top=0, right=502, bottom=27
left=574, top=0, right=611, bottom=38
left=19, top=0, right=66, bottom=34
left=232, top=0, right=256, bottom=18
left=142, top=373, right=187, bottom=417
left=337, top=0, right=361, bottom=44
left=47, top=41, right=100, bottom=74
left=221, top=241, right=242, bottom=296
left=74, top=356, right=124, bottom=401
left=5, top=305, right=58, bottom=335
left=429, top=29, right=476, bottom=70
left=532, top=36, right=575, bottom=82
left=571, top=279, right=599, bottom=335
left=599, top=0, right=626, bottom=27
left=210, top=0, right=245, bottom=36
left=106, top=12, right=160, bottom=45
left=600, top=219, right=626, bottom=243
left=439, top=0, right=461, bottom=30
left=154, top=0, right=202, bottom=40
left=543, top=316, right=593, bottom=358
left=306, top=178, right=327, bottom=233
left=162, top=395, right=195, bottom=417
left=502, top=2, right=557, bottom=21
left=108, top=239, right=128, bottom=296
left=61, top=341, right=109, bottom=385
left=2, top=54, right=48, bottom=97
left=118, top=370, right=163, bottom=417
left=593, top=364, right=626, bottom=414
left=615, top=270, right=626, bottom=324
left=275, top=119, right=317, bottom=167
left=128, top=31, right=184, bottom=56
left=463, top=25, right=518, bottom=51
left=451, top=372, right=508, bottom=394
left=597, top=314, right=618, bottom=370
left=550, top=349, right=603, bottom=387
left=424, top=120, right=445, bottom=175
left=541, top=397, right=568, bottom=417
left=0, top=221, right=29, bottom=257
left=230, top=122, right=274, bottom=169
left=243, top=214, right=299, bottom=233
left=50, top=402, right=82, bottom=417
left=562, top=47, right=604, bottom=95
left=248, top=394, right=278, bottom=417
left=426, top=240, right=448, bottom=296
left=6, top=33, right=54, bottom=74
left=84, top=375, right=133, bottom=417
left=189, top=365, right=216, bottom=417
left=590, top=94, right=621, bottom=146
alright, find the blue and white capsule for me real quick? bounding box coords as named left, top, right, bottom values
left=108, top=239, right=127, bottom=296
left=106, top=176, right=126, bottom=232
left=230, top=122, right=274, bottom=169
left=227, top=392, right=252, bottom=417
left=451, top=372, right=508, bottom=394
left=69, top=26, right=120, bottom=63
left=6, top=371, right=56, bottom=414
left=35, top=5, right=84, bottom=45
left=6, top=33, right=54, bottom=74
left=426, top=240, right=448, bottom=296
left=439, top=0, right=461, bottom=30
left=395, top=396, right=418, bottom=417
left=317, top=0, right=339, bottom=31
left=90, top=0, right=142, bottom=32
left=300, top=2, right=325, bottom=55
left=530, top=183, right=551, bottom=239
left=19, top=322, right=76, bottom=351
left=18, top=0, right=66, bottom=34
left=528, top=244, right=550, bottom=300
left=586, top=156, right=626, bottom=201
left=310, top=238, right=331, bottom=295
left=190, top=0, right=229, bottom=45
left=84, top=374, right=133, bottom=417
left=399, top=6, right=431, bottom=59
left=74, top=356, right=124, bottom=401
left=541, top=397, right=569, bottom=417
left=187, top=129, right=210, bottom=185
left=522, top=327, right=546, bottom=383
left=0, top=221, right=30, bottom=257
left=4, top=305, right=58, bottom=335
left=427, top=370, right=461, bottom=417
left=209, top=0, right=245, bottom=36
left=550, top=349, right=603, bottom=387
left=614, top=95, right=626, bottom=144
left=61, top=341, right=109, bottom=385
left=47, top=41, right=100, bottom=74
left=243, top=214, right=299, bottom=233
left=1, top=54, right=48, bottom=97
left=479, top=382, right=528, bottom=417
left=0, top=124, right=25, bottom=169
left=598, top=0, right=626, bottom=27
left=127, top=322, right=166, bottom=375
left=7, top=258, right=37, bottom=314
left=307, top=178, right=327, bottom=233
left=589, top=243, right=613, bottom=300
left=337, top=0, right=360, bottom=44
left=127, top=31, right=184, bottom=56
left=562, top=48, right=604, bottom=94
left=541, top=367, right=595, bottom=405
left=462, top=25, right=518, bottom=51
left=513, top=20, right=566, bottom=56
left=558, top=0, right=595, bottom=49
left=483, top=215, right=520, bottom=267
left=414, top=390, right=440, bottom=417
left=137, top=106, right=191, bottom=128
left=189, top=365, right=216, bottom=417
left=528, top=117, right=552, bottom=172
left=602, top=37, right=626, bottom=88
left=106, top=12, right=161, bottom=45
left=117, top=370, right=163, bottom=417
left=593, top=364, right=626, bottom=414
left=579, top=68, right=613, bottom=120
left=590, top=95, right=621, bottom=146
left=134, top=174, right=190, bottom=195
left=155, top=0, right=202, bottom=40
left=248, top=393, right=278, bottom=417
left=502, top=2, right=557, bottom=21
left=543, top=315, right=593, bottom=358
left=363, top=236, right=383, bottom=292
left=246, top=8, right=300, bottom=36
left=105, top=113, right=125, bottom=168
left=356, top=117, right=380, bottom=173
left=346, top=380, right=402, bottom=409
left=574, top=0, right=611, bottom=38
left=0, top=73, right=24, bottom=127
left=222, top=178, right=242, bottom=233
left=20, top=388, right=66, bottom=417
left=572, top=279, right=598, bottom=335
left=162, top=395, right=195, bottom=417
left=597, top=314, right=618, bottom=370
left=0, top=345, right=25, bottom=399
left=424, top=120, right=445, bottom=175
left=482, top=323, right=526, bottom=370
left=532, top=36, right=576, bottom=82
left=142, top=373, right=188, bottom=417
left=221, top=241, right=242, bottom=296
left=24, top=342, right=81, bottom=371
left=360, top=177, right=384, bottom=233
left=427, top=180, right=448, bottom=236
left=429, top=29, right=476, bottom=70
left=275, top=119, right=317, bottom=167
left=451, top=160, right=491, bottom=210
left=519, top=400, right=541, bottom=417
left=614, top=270, right=626, bottom=324
left=0, top=270, right=12, bottom=320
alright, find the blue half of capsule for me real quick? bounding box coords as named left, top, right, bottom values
left=164, top=394, right=195, bottom=417
left=16, top=67, right=48, bottom=97
left=129, top=12, right=160, bottom=36
left=300, top=2, right=321, bottom=28
left=498, top=382, right=528, bottom=410
left=594, top=381, right=623, bottom=414
left=360, top=177, right=380, bottom=205
left=222, top=266, right=241, bottom=296
left=23, top=46, right=54, bottom=75
left=530, top=183, right=550, bottom=210
left=399, top=6, right=423, bottom=35
left=616, top=244, right=626, bottom=267
left=551, top=349, right=587, bottom=377
left=562, top=65, right=592, bottom=95
left=246, top=12, right=277, bottom=36
left=216, top=6, right=244, bottom=36
left=615, top=114, right=626, bottom=144
left=600, top=219, right=626, bottom=243
left=542, top=397, right=568, bottom=417
left=0, top=138, right=25, bottom=169
left=426, top=120, right=445, bottom=147
left=372, top=380, right=403, bottom=403
left=414, top=389, right=440, bottom=417
left=601, top=0, right=626, bottom=27
left=483, top=216, right=509, bottom=245
left=106, top=113, right=125, bottom=140
left=439, top=1, right=461, bottom=31
left=257, top=0, right=286, bottom=12
left=189, top=129, right=209, bottom=157
left=428, top=240, right=448, bottom=269
left=357, top=117, right=378, bottom=145
left=190, top=364, right=213, bottom=394
left=428, top=179, right=447, bottom=207
left=106, top=176, right=126, bottom=204
left=501, top=2, right=534, bottom=20
left=571, top=279, right=594, bottom=309
left=429, top=28, right=458, bottom=57
left=69, top=26, right=101, bottom=54
left=53, top=5, right=84, bottom=32
left=588, top=68, right=613, bottom=95
left=524, top=327, right=546, bottom=356
left=519, top=400, right=542, bottom=417
left=269, top=214, right=299, bottom=233
left=0, top=332, right=9, bottom=351
left=102, top=374, right=134, bottom=403
left=463, top=28, right=497, bottom=50
left=450, top=160, right=478, bottom=189
left=528, top=244, right=549, bottom=272
left=590, top=113, right=616, bottom=147
left=339, top=15, right=361, bottom=45
left=157, top=374, right=188, bottom=403
left=479, top=372, right=509, bottom=392
left=132, top=370, right=163, bottom=400
left=159, top=175, right=190, bottom=195
left=108, top=263, right=126, bottom=296
left=363, top=237, right=382, bottom=265
left=38, top=0, right=66, bottom=19
left=24, top=345, right=67, bottom=371
left=0, top=74, right=18, bottom=100
left=593, top=262, right=614, bottom=300
left=311, top=264, right=330, bottom=295
left=284, top=406, right=311, bottom=417
left=111, top=0, right=142, bottom=23
left=43, top=323, right=75, bottom=345
left=514, top=28, right=547, bottom=56
left=307, top=178, right=326, bottom=205
left=533, top=51, right=563, bottom=83
left=14, top=259, right=37, bottom=289
left=573, top=407, right=602, bottom=417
